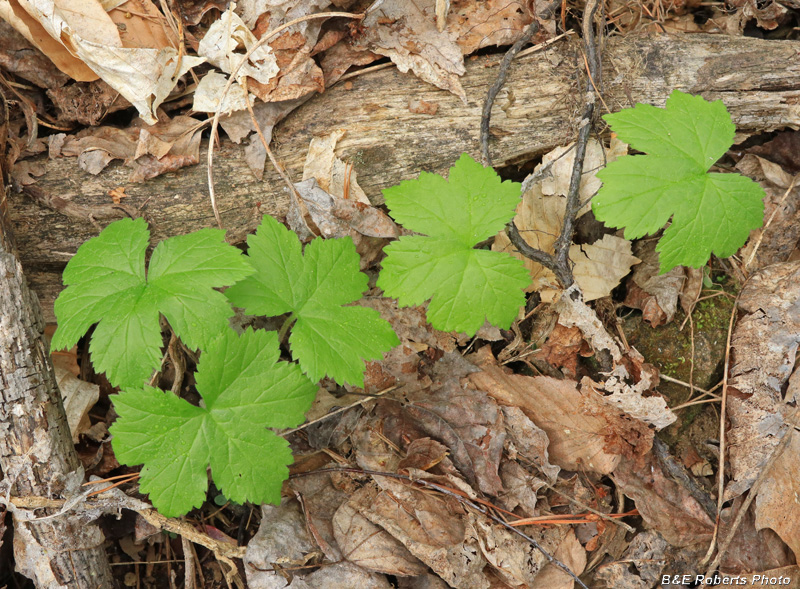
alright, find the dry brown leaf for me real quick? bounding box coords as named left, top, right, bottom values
left=449, top=0, right=538, bottom=55
left=57, top=115, right=204, bottom=180
left=0, top=0, right=97, bottom=80
left=474, top=515, right=568, bottom=587
left=333, top=484, right=428, bottom=576
left=530, top=529, right=586, bottom=589
left=613, top=451, right=715, bottom=547
left=6, top=0, right=204, bottom=123
left=623, top=240, right=686, bottom=327
left=289, top=467, right=351, bottom=561
left=377, top=380, right=506, bottom=496
left=0, top=19, right=71, bottom=88
left=354, top=0, right=466, bottom=101
left=569, top=235, right=640, bottom=302
left=752, top=426, right=800, bottom=561
left=319, top=38, right=379, bottom=86
left=718, top=497, right=796, bottom=572
left=197, top=5, right=278, bottom=86
left=593, top=530, right=669, bottom=588
left=244, top=500, right=315, bottom=589
left=360, top=487, right=490, bottom=589
left=54, top=365, right=100, bottom=443
left=726, top=262, right=800, bottom=500
left=299, top=562, right=394, bottom=588
left=302, top=129, right=369, bottom=204
left=501, top=406, right=559, bottom=482
left=468, top=354, right=623, bottom=474
left=498, top=460, right=545, bottom=516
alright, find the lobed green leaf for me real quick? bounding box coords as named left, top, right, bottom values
left=110, top=328, right=317, bottom=517
left=378, top=154, right=530, bottom=335
left=52, top=218, right=253, bottom=388
left=593, top=90, right=765, bottom=272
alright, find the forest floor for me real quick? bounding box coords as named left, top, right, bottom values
left=2, top=0, right=800, bottom=587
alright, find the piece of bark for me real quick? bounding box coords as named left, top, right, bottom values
left=8, top=33, right=800, bottom=321
left=0, top=98, right=114, bottom=586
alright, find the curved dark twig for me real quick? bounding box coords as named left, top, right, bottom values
left=480, top=0, right=561, bottom=166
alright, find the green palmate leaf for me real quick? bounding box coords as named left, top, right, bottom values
left=51, top=218, right=253, bottom=388
left=377, top=153, right=530, bottom=335
left=225, top=215, right=399, bottom=387
left=593, top=90, right=765, bottom=272
left=110, top=328, right=317, bottom=517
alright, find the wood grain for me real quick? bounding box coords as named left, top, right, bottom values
left=9, top=33, right=800, bottom=320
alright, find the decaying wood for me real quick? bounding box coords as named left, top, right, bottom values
left=0, top=98, right=113, bottom=586
left=9, top=33, right=800, bottom=321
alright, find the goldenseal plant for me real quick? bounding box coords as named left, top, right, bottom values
left=593, top=90, right=765, bottom=272
left=378, top=153, right=530, bottom=335
left=51, top=218, right=253, bottom=389
left=51, top=216, right=398, bottom=516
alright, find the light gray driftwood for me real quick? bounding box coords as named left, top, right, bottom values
left=8, top=33, right=800, bottom=321
left=0, top=98, right=113, bottom=586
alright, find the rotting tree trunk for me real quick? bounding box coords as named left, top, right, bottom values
left=9, top=33, right=800, bottom=321
left=0, top=96, right=114, bottom=586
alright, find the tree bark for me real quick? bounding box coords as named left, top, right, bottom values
left=8, top=33, right=800, bottom=321
left=0, top=96, right=114, bottom=586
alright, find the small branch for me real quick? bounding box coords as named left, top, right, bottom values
left=551, top=0, right=601, bottom=288
left=480, top=20, right=539, bottom=166
left=493, top=0, right=603, bottom=290
left=480, top=0, right=561, bottom=166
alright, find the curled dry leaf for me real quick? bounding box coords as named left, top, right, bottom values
left=54, top=365, right=100, bottom=443
left=354, top=0, right=467, bottom=102
left=473, top=515, right=569, bottom=588
left=377, top=380, right=506, bottom=496
left=4, top=0, right=204, bottom=123
left=613, top=451, right=715, bottom=548
left=244, top=500, right=315, bottom=589
left=494, top=139, right=638, bottom=302
left=56, top=115, right=204, bottom=180
left=529, top=529, right=586, bottom=589
left=623, top=240, right=687, bottom=327
left=450, top=0, right=539, bottom=54
left=197, top=4, right=278, bottom=86
left=359, top=485, right=490, bottom=589
left=333, top=484, right=428, bottom=576
left=194, top=70, right=253, bottom=115
left=469, top=348, right=655, bottom=474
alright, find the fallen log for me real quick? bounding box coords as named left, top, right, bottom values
left=9, top=33, right=800, bottom=321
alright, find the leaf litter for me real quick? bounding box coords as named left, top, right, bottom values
left=9, top=0, right=800, bottom=585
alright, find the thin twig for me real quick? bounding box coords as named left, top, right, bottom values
left=660, top=374, right=713, bottom=397
left=497, top=0, right=602, bottom=289
left=551, top=0, right=601, bottom=289
left=480, top=20, right=540, bottom=166
left=701, top=293, right=739, bottom=565
left=479, top=0, right=561, bottom=166
left=540, top=479, right=635, bottom=533
left=207, top=11, right=364, bottom=228
left=279, top=385, right=398, bottom=437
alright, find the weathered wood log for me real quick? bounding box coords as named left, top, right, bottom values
left=9, top=33, right=800, bottom=321
left=0, top=97, right=114, bottom=586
